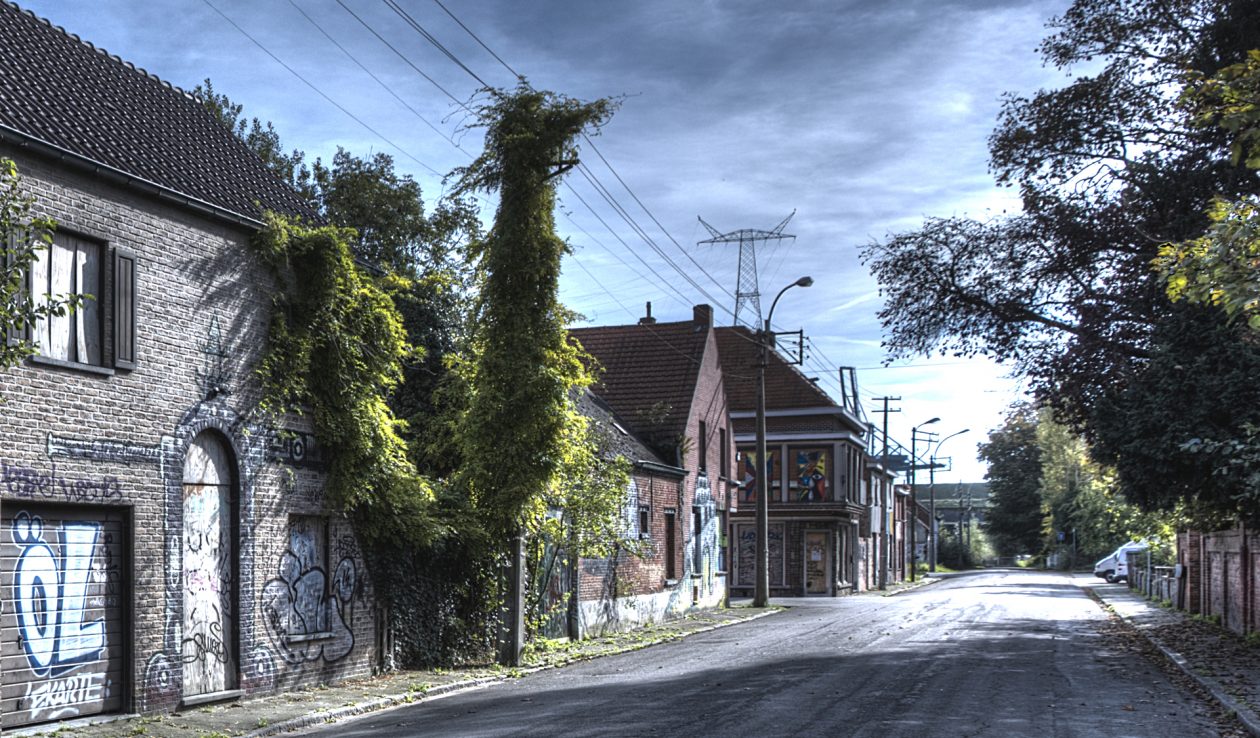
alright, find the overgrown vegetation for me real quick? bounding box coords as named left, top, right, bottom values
left=981, top=405, right=1177, bottom=568
left=863, top=0, right=1260, bottom=525
left=204, top=80, right=636, bottom=666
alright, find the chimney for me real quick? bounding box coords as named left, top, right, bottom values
left=693, top=304, right=713, bottom=331
left=638, top=301, right=657, bottom=325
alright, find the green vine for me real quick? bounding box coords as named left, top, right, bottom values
left=250, top=213, right=438, bottom=546
left=451, top=84, right=616, bottom=539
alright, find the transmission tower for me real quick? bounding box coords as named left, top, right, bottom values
left=697, top=211, right=796, bottom=328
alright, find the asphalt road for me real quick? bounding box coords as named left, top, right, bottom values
left=301, top=570, right=1227, bottom=737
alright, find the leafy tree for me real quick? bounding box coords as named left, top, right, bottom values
left=450, top=84, right=615, bottom=539
left=979, top=403, right=1043, bottom=557
left=862, top=0, right=1260, bottom=518
left=0, top=159, right=78, bottom=371
left=1158, top=50, right=1260, bottom=326
left=1035, top=408, right=1172, bottom=566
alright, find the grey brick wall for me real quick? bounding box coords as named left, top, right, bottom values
left=0, top=149, right=378, bottom=725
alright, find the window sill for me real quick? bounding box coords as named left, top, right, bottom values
left=284, top=631, right=334, bottom=644
left=29, top=354, right=115, bottom=376
left=665, top=578, right=679, bottom=587
left=180, top=689, right=242, bottom=708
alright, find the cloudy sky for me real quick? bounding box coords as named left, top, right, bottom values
left=20, top=0, right=1075, bottom=481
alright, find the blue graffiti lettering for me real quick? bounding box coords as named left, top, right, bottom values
left=12, top=512, right=106, bottom=677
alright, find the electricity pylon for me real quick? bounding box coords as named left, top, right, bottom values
left=697, top=211, right=796, bottom=328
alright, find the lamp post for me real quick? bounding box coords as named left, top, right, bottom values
left=908, top=417, right=939, bottom=582
left=754, top=275, right=813, bottom=608
left=929, top=428, right=969, bottom=572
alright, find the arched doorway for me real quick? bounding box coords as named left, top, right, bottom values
left=181, top=431, right=238, bottom=698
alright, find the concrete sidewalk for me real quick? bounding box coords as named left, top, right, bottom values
left=1083, top=575, right=1260, bottom=737
left=10, top=606, right=778, bottom=738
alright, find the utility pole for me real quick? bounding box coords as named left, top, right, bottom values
left=872, top=397, right=900, bottom=590
left=698, top=212, right=796, bottom=329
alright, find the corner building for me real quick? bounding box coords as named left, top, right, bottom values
left=0, top=3, right=379, bottom=728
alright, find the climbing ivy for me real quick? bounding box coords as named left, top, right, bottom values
left=250, top=213, right=438, bottom=546
left=451, top=85, right=616, bottom=539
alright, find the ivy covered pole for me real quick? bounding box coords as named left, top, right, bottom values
left=453, top=85, right=613, bottom=665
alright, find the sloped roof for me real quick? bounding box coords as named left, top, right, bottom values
left=0, top=2, right=318, bottom=224
left=714, top=325, right=839, bottom=411
left=570, top=317, right=709, bottom=448
left=575, top=390, right=673, bottom=470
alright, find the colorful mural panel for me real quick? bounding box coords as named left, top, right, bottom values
left=739, top=449, right=781, bottom=503
left=792, top=449, right=830, bottom=502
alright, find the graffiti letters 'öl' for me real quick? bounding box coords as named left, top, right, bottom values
left=12, top=512, right=106, bottom=676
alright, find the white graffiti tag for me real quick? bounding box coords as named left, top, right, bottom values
left=12, top=512, right=106, bottom=677
left=25, top=672, right=106, bottom=720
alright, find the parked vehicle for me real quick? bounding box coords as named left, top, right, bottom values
left=1094, top=541, right=1149, bottom=583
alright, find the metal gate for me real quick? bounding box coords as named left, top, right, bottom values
left=1, top=504, right=127, bottom=728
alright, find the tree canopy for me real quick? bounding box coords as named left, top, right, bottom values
left=863, top=0, right=1260, bottom=520
left=979, top=404, right=1043, bottom=557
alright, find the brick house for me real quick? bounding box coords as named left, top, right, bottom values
left=0, top=4, right=379, bottom=728
left=713, top=326, right=869, bottom=596
left=861, top=456, right=899, bottom=590
left=569, top=304, right=735, bottom=628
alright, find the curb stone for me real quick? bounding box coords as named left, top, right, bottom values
left=1146, top=633, right=1260, bottom=737
left=883, top=576, right=944, bottom=596
left=246, top=608, right=781, bottom=737
left=1087, top=585, right=1260, bottom=738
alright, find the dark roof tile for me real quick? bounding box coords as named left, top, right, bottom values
left=0, top=2, right=318, bottom=223
left=714, top=326, right=839, bottom=412
left=571, top=318, right=708, bottom=446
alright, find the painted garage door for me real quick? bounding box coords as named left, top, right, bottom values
left=0, top=504, right=127, bottom=728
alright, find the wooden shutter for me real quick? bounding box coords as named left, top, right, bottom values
left=112, top=249, right=136, bottom=370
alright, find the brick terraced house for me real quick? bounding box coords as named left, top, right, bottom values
left=0, top=3, right=380, bottom=728
left=570, top=304, right=735, bottom=628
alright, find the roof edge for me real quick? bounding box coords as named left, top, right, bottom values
left=0, top=124, right=266, bottom=230
left=634, top=459, right=687, bottom=478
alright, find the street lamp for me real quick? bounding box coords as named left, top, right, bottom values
left=908, top=417, right=939, bottom=582
left=754, top=275, right=813, bottom=608
left=929, top=428, right=969, bottom=572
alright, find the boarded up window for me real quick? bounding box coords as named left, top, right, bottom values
left=30, top=233, right=103, bottom=366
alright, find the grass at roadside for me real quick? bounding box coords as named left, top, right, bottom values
left=521, top=605, right=780, bottom=669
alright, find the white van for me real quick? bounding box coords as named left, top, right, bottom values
left=1093, top=541, right=1149, bottom=583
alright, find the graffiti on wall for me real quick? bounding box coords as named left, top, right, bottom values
left=181, top=479, right=235, bottom=695
left=9, top=511, right=119, bottom=722
left=1, top=460, right=122, bottom=503
left=261, top=518, right=358, bottom=665
left=45, top=434, right=162, bottom=465
left=735, top=522, right=785, bottom=587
